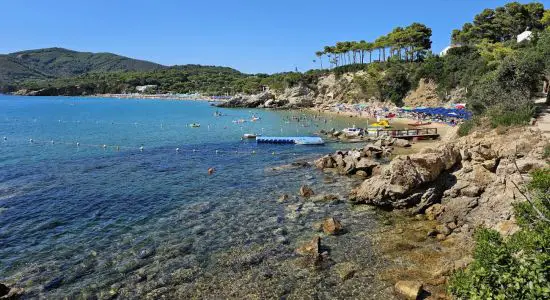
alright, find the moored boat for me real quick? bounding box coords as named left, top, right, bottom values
left=342, top=125, right=363, bottom=137
left=243, top=133, right=259, bottom=139
left=407, top=121, right=432, bottom=127
left=370, top=120, right=392, bottom=128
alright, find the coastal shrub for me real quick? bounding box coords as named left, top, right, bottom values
left=486, top=103, right=535, bottom=128
left=457, top=119, right=475, bottom=136
left=544, top=144, right=550, bottom=159
left=378, top=64, right=411, bottom=106
left=449, top=168, right=550, bottom=300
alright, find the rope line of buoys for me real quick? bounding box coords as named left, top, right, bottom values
left=0, top=136, right=303, bottom=157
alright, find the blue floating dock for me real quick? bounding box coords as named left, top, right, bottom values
left=256, top=136, right=324, bottom=145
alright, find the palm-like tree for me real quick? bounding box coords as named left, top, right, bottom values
left=315, top=51, right=324, bottom=69
left=315, top=22, right=432, bottom=67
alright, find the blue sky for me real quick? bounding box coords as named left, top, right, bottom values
left=0, top=0, right=548, bottom=74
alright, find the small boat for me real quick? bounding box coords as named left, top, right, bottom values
left=408, top=121, right=432, bottom=127
left=243, top=133, right=259, bottom=139
left=342, top=125, right=363, bottom=137
left=189, top=123, right=201, bottom=128
left=370, top=120, right=392, bottom=128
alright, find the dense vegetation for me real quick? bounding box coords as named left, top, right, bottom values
left=0, top=48, right=163, bottom=84
left=449, top=168, right=550, bottom=299
left=452, top=2, right=547, bottom=45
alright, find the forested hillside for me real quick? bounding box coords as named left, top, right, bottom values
left=0, top=47, right=163, bottom=84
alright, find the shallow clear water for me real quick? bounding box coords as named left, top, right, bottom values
left=0, top=95, right=393, bottom=299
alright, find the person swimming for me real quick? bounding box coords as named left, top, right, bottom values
left=208, top=167, right=215, bottom=175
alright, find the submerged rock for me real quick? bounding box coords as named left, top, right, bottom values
left=299, top=185, right=314, bottom=197
left=296, top=236, right=321, bottom=257
left=308, top=194, right=340, bottom=203
left=278, top=194, right=289, bottom=203
left=425, top=204, right=445, bottom=221
left=333, top=262, right=358, bottom=281
left=0, top=283, right=23, bottom=299
left=322, top=217, right=343, bottom=235
left=138, top=247, right=156, bottom=259
left=394, top=280, right=423, bottom=300
left=0, top=284, right=10, bottom=297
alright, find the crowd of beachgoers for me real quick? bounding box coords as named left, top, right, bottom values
left=323, top=103, right=470, bottom=127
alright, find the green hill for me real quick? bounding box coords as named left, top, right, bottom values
left=0, top=47, right=164, bottom=84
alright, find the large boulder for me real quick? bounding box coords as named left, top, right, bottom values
left=314, top=155, right=336, bottom=169
left=354, top=144, right=460, bottom=207
left=341, top=156, right=358, bottom=175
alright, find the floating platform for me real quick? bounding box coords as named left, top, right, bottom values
left=256, top=136, right=325, bottom=145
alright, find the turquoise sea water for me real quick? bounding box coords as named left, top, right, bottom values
left=0, top=95, right=393, bottom=299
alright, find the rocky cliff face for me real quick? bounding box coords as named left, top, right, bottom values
left=351, top=128, right=549, bottom=237
left=218, top=71, right=384, bottom=109
left=218, top=71, right=468, bottom=109
left=403, top=79, right=442, bottom=107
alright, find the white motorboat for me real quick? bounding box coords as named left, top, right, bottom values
left=342, top=125, right=362, bottom=137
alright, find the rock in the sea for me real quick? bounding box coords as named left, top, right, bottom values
left=138, top=247, right=156, bottom=259
left=308, top=194, right=340, bottom=203
left=0, top=283, right=23, bottom=300
left=322, top=217, right=343, bottom=235
left=278, top=194, right=289, bottom=203
left=425, top=204, right=445, bottom=220
left=315, top=155, right=336, bottom=169
left=296, top=236, right=321, bottom=256
left=435, top=224, right=451, bottom=236
left=0, top=283, right=10, bottom=297
left=394, top=280, right=423, bottom=300
left=299, top=185, right=314, bottom=197
left=312, top=221, right=324, bottom=232
left=333, top=262, right=358, bottom=281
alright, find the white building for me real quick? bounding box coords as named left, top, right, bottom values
left=136, top=85, right=157, bottom=93
left=439, top=45, right=461, bottom=56
left=517, top=30, right=533, bottom=43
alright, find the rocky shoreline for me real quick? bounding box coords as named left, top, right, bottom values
left=307, top=126, right=549, bottom=298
